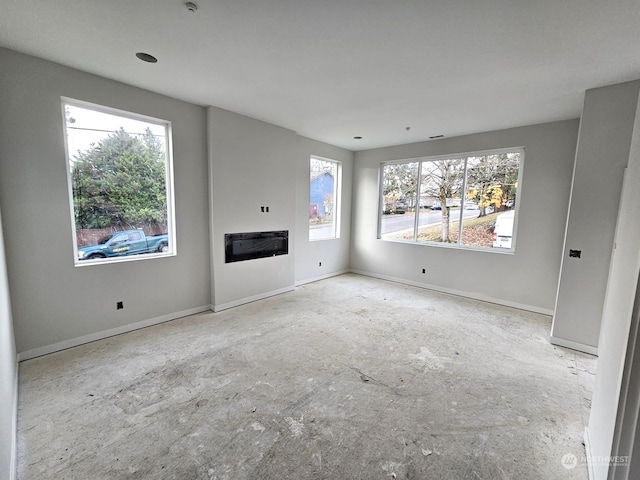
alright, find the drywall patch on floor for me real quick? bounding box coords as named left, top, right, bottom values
left=408, top=346, right=450, bottom=370
left=284, top=416, right=305, bottom=437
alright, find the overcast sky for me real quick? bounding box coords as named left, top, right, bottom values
left=64, top=103, right=167, bottom=160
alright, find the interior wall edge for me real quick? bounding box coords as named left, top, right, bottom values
left=16, top=305, right=211, bottom=362
left=586, top=81, right=640, bottom=480
left=206, top=106, right=217, bottom=308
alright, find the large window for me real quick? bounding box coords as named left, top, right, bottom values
left=380, top=148, right=523, bottom=252
left=62, top=99, right=175, bottom=265
left=309, top=156, right=341, bottom=241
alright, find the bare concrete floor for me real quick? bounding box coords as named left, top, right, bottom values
left=17, top=274, right=596, bottom=479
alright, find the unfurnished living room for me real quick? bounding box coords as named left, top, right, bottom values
left=2, top=1, right=640, bottom=479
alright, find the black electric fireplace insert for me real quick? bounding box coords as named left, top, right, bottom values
left=224, top=230, right=289, bottom=263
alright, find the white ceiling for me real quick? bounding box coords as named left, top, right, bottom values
left=2, top=0, right=640, bottom=151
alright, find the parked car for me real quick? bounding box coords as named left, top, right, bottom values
left=77, top=229, right=169, bottom=260
left=463, top=202, right=479, bottom=210
left=394, top=199, right=408, bottom=213
left=492, top=210, right=515, bottom=249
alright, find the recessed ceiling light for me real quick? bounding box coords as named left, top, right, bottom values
left=136, top=52, right=158, bottom=63
left=353, top=136, right=363, bottom=140
left=429, top=135, right=444, bottom=139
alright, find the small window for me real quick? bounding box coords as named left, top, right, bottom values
left=379, top=148, right=523, bottom=252
left=62, top=99, right=175, bottom=265
left=309, top=156, right=340, bottom=241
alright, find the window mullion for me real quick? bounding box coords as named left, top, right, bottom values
left=457, top=157, right=469, bottom=245
left=414, top=162, right=422, bottom=242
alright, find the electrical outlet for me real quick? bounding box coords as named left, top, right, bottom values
left=117, top=301, right=124, bottom=310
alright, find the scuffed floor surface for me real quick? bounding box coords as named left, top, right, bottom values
left=17, top=274, right=595, bottom=479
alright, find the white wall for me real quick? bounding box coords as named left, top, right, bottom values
left=294, top=136, right=353, bottom=284
left=586, top=87, right=640, bottom=480
left=207, top=110, right=354, bottom=310
left=0, top=48, right=211, bottom=356
left=351, top=120, right=579, bottom=313
left=208, top=107, right=298, bottom=310
left=552, top=81, right=640, bottom=353
left=0, top=48, right=356, bottom=353
left=0, top=206, right=17, bottom=480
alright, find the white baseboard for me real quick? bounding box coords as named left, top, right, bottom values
left=550, top=336, right=598, bottom=356
left=10, top=357, right=18, bottom=480
left=584, top=427, right=595, bottom=480
left=295, top=269, right=350, bottom=287
left=349, top=269, right=554, bottom=316
left=213, top=286, right=295, bottom=312
left=17, top=305, right=212, bottom=361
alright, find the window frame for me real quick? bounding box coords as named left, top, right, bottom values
left=309, top=155, right=342, bottom=241
left=378, top=147, right=524, bottom=253
left=61, top=97, right=177, bottom=266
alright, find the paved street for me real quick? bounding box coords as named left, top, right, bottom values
left=308, top=208, right=482, bottom=239
left=381, top=208, right=480, bottom=235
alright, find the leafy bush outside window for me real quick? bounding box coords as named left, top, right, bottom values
left=62, top=99, right=175, bottom=265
